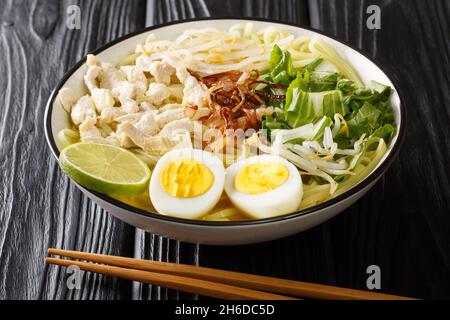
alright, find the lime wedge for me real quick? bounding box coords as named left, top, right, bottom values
left=59, top=142, right=151, bottom=196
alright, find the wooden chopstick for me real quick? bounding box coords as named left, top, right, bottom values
left=45, top=257, right=296, bottom=300
left=47, top=248, right=416, bottom=300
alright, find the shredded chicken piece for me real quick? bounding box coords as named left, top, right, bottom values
left=83, top=55, right=116, bottom=113
left=135, top=54, right=151, bottom=71
left=120, top=65, right=148, bottom=98
left=79, top=118, right=119, bottom=146
left=115, top=111, right=160, bottom=137
left=58, top=88, right=78, bottom=113
left=84, top=54, right=145, bottom=123
left=99, top=63, right=126, bottom=93
left=86, top=54, right=142, bottom=103
left=186, top=106, right=210, bottom=121
left=84, top=66, right=102, bottom=93
left=115, top=112, right=147, bottom=125
left=148, top=60, right=175, bottom=85
left=146, top=83, right=171, bottom=105
left=175, top=67, right=208, bottom=108
left=91, top=88, right=115, bottom=113
left=99, top=108, right=121, bottom=123
left=86, top=54, right=100, bottom=66
left=71, top=95, right=97, bottom=125
left=135, top=112, right=160, bottom=136
left=79, top=118, right=101, bottom=141
left=119, top=94, right=140, bottom=113
left=159, top=117, right=195, bottom=137
left=139, top=101, right=157, bottom=112
left=99, top=98, right=139, bottom=123
left=154, top=108, right=186, bottom=128
left=158, top=103, right=182, bottom=112
left=118, top=122, right=192, bottom=155
left=116, top=133, right=135, bottom=148
left=113, top=81, right=137, bottom=101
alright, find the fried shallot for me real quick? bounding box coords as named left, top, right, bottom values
left=188, top=69, right=275, bottom=132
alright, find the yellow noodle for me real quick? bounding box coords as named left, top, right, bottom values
left=130, top=149, right=160, bottom=167
left=308, top=37, right=363, bottom=85
left=300, top=183, right=331, bottom=209
left=334, top=139, right=387, bottom=196
left=56, top=128, right=80, bottom=148
left=112, top=191, right=155, bottom=212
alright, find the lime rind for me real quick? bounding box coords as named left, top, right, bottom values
left=59, top=142, right=151, bottom=196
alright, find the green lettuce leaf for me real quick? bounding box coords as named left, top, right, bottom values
left=261, top=113, right=290, bottom=142
left=308, top=71, right=340, bottom=92
left=339, top=79, right=395, bottom=140
left=301, top=57, right=324, bottom=73
left=336, top=78, right=357, bottom=94
left=375, top=101, right=395, bottom=125
left=342, top=80, right=393, bottom=112
left=322, top=90, right=348, bottom=117
left=268, top=45, right=296, bottom=85
left=283, top=72, right=347, bottom=128
left=347, top=102, right=382, bottom=138
left=369, top=81, right=393, bottom=103
left=262, top=46, right=397, bottom=146
left=370, top=123, right=396, bottom=141
left=262, top=113, right=290, bottom=130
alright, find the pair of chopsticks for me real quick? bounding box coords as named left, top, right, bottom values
left=45, top=248, right=416, bottom=300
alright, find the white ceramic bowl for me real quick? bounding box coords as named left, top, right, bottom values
left=44, top=18, right=405, bottom=245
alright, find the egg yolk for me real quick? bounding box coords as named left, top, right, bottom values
left=160, top=158, right=214, bottom=198
left=234, top=162, right=289, bottom=195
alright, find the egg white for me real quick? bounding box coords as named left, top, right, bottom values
left=224, top=155, right=303, bottom=219
left=149, top=148, right=225, bottom=219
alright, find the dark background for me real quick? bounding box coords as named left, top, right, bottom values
left=0, top=0, right=449, bottom=300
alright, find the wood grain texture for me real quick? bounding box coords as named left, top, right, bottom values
left=0, top=0, right=146, bottom=300
left=0, top=0, right=449, bottom=300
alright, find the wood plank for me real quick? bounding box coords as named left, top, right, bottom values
left=2, top=0, right=447, bottom=300
left=0, top=0, right=146, bottom=299
left=146, top=0, right=309, bottom=24
left=308, top=0, right=450, bottom=298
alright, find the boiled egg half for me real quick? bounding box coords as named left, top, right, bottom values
left=224, top=155, right=302, bottom=219
left=149, top=148, right=225, bottom=219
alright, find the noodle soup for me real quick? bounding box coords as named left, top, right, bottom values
left=56, top=23, right=396, bottom=221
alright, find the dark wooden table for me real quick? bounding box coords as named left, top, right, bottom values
left=0, top=0, right=449, bottom=300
